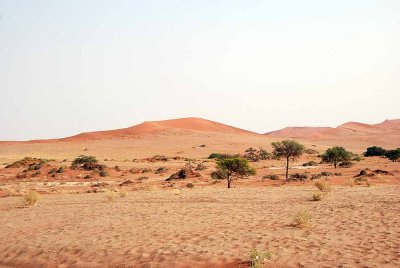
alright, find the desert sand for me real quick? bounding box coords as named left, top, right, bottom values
left=0, top=117, right=399, bottom=267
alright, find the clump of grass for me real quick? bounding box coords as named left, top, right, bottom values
left=106, top=191, right=116, bottom=202
left=249, top=249, right=271, bottom=268
left=186, top=183, right=194, bottom=188
left=99, top=170, right=109, bottom=177
left=293, top=210, right=311, bottom=228
left=348, top=178, right=355, bottom=187
left=21, top=191, right=41, bottom=207
left=314, top=180, right=331, bottom=192
left=311, top=192, right=323, bottom=201
left=172, top=189, right=181, bottom=195
left=119, top=188, right=127, bottom=197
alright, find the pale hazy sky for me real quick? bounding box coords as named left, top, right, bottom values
left=1, top=0, right=399, bottom=140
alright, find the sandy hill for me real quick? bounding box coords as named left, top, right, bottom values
left=265, top=119, right=400, bottom=150
left=61, top=117, right=257, bottom=141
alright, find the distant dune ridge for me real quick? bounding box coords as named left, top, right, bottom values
left=1, top=118, right=399, bottom=146
left=61, top=117, right=257, bottom=141
left=265, top=119, right=400, bottom=138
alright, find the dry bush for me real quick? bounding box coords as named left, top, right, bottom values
left=311, top=192, right=323, bottom=201
left=314, top=180, right=331, bottom=192
left=249, top=249, right=272, bottom=268
left=106, top=191, right=116, bottom=202
left=119, top=188, right=127, bottom=197
left=172, top=189, right=181, bottom=195
left=21, top=191, right=40, bottom=207
left=293, top=210, right=311, bottom=228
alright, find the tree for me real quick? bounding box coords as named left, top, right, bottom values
left=271, top=140, right=305, bottom=180
left=384, top=148, right=400, bottom=162
left=364, top=146, right=386, bottom=157
left=321, top=147, right=351, bottom=168
left=215, top=157, right=256, bottom=188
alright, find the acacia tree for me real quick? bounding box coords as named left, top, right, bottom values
left=215, top=157, right=256, bottom=188
left=321, top=146, right=351, bottom=168
left=271, top=140, right=305, bottom=180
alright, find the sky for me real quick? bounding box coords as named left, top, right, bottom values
left=0, top=0, right=399, bottom=140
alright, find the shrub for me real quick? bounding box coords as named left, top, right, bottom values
left=352, top=156, right=362, bottom=162
left=311, top=192, right=323, bottom=201
left=249, top=249, right=271, bottom=268
left=99, top=170, right=108, bottom=177
left=262, top=174, right=279, bottom=180
left=71, top=155, right=105, bottom=171
left=302, top=161, right=318, bottom=166
left=137, top=176, right=148, bottom=181
left=186, top=183, right=194, bottom=188
left=21, top=191, right=41, bottom=207
left=155, top=167, right=169, bottom=174
left=338, top=161, right=353, bottom=168
left=244, top=147, right=271, bottom=162
left=364, top=146, right=386, bottom=157
left=314, top=180, right=331, bottom=192
left=384, top=148, right=400, bottom=162
left=211, top=170, right=226, bottom=180
left=57, top=166, right=65, bottom=173
left=320, top=171, right=333, bottom=176
left=293, top=210, right=311, bottom=228
left=288, top=173, right=308, bottom=181
left=305, top=149, right=319, bottom=154
left=208, top=153, right=239, bottom=160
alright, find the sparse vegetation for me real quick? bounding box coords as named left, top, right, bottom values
left=289, top=173, right=308, bottom=181
left=338, top=160, right=353, bottom=168
left=186, top=182, right=194, bottom=188
left=249, top=249, right=271, bottom=268
left=119, top=188, right=127, bottom=197
left=208, top=153, right=239, bottom=160
left=214, top=157, right=256, bottom=188
left=314, top=180, right=331, bottom=192
left=311, top=192, right=323, bottom=201
left=384, top=148, right=400, bottom=162
left=99, top=170, right=109, bottom=177
left=262, top=174, right=279, bottom=180
left=293, top=210, right=311, bottom=228
left=106, top=191, right=116, bottom=202
left=321, top=147, right=351, bottom=168
left=271, top=140, right=305, bottom=180
left=21, top=191, right=41, bottom=207
left=155, top=167, right=169, bottom=174
left=302, top=161, right=318, bottom=166
left=243, top=147, right=270, bottom=162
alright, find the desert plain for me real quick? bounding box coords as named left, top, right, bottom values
left=0, top=117, right=399, bottom=267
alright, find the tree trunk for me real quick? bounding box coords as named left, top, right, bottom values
left=334, top=161, right=337, bottom=168
left=227, top=177, right=231, bottom=188
left=286, top=157, right=290, bottom=180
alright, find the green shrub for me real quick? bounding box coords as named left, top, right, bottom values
left=208, top=153, right=239, bottom=160
left=339, top=161, right=353, bottom=168
left=302, top=161, right=318, bottom=166
left=364, top=146, right=386, bottom=157
left=289, top=173, right=308, bottom=181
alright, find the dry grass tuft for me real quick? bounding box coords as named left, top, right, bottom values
left=311, top=192, right=323, bottom=201
left=106, top=191, right=116, bottom=202
left=249, top=249, right=272, bottom=268
left=314, top=180, right=331, bottom=192
left=21, top=191, right=40, bottom=207
left=348, top=178, right=355, bottom=187
left=293, top=210, right=311, bottom=228
left=119, top=188, right=127, bottom=197
left=172, top=189, right=181, bottom=195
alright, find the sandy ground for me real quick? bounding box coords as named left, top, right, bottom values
left=0, top=185, right=399, bottom=267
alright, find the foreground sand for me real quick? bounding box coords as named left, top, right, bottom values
left=1, top=185, right=399, bottom=267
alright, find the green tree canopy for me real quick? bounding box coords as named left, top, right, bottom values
left=215, top=157, right=256, bottom=188
left=271, top=140, right=305, bottom=180
left=321, top=147, right=351, bottom=168
left=364, top=146, right=386, bottom=157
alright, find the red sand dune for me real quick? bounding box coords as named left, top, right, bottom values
left=61, top=117, right=257, bottom=141
left=265, top=119, right=400, bottom=138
